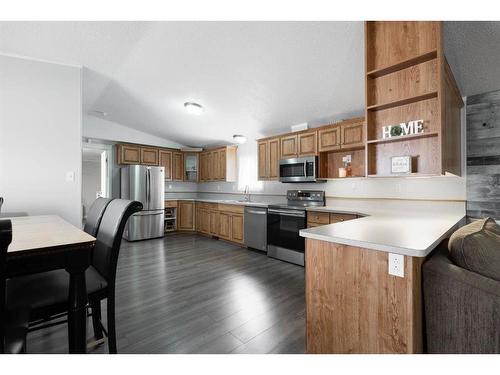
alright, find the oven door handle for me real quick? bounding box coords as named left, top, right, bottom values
left=268, top=208, right=306, bottom=217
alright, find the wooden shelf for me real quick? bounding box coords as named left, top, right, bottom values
left=367, top=91, right=438, bottom=112
left=367, top=131, right=439, bottom=145
left=366, top=50, right=437, bottom=78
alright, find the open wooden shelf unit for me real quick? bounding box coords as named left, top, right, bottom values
left=364, top=21, right=464, bottom=177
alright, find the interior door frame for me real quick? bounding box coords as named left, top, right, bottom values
left=82, top=141, right=113, bottom=201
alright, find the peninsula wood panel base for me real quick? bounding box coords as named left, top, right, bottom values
left=305, top=238, right=423, bottom=354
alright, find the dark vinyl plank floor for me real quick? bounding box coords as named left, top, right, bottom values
left=26, top=233, right=306, bottom=354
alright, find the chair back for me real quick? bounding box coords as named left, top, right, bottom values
left=84, top=197, right=113, bottom=237
left=92, top=199, right=142, bottom=284
left=0, top=219, right=13, bottom=353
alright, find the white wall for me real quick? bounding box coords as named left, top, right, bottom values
left=0, top=55, right=82, bottom=226
left=83, top=115, right=185, bottom=149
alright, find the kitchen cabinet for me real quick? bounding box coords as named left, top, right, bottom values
left=209, top=209, right=219, bottom=236
left=183, top=152, right=199, bottom=182
left=218, top=212, right=231, bottom=240
left=258, top=137, right=280, bottom=181
left=117, top=144, right=160, bottom=165
left=117, top=144, right=141, bottom=164
left=178, top=200, right=195, bottom=231
left=307, top=211, right=357, bottom=228
left=200, top=208, right=210, bottom=234
left=140, top=147, right=159, bottom=166
left=159, top=150, right=173, bottom=181
left=172, top=152, right=184, bottom=181
left=230, top=214, right=244, bottom=244
left=280, top=134, right=298, bottom=159
left=199, top=146, right=237, bottom=182
left=340, top=120, right=364, bottom=149
left=318, top=126, right=341, bottom=152
left=298, top=131, right=317, bottom=156
left=280, top=131, right=317, bottom=159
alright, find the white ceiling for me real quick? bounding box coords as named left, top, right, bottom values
left=444, top=21, right=500, bottom=97
left=1, top=21, right=499, bottom=147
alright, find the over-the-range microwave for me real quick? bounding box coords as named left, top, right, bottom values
left=279, top=156, right=323, bottom=183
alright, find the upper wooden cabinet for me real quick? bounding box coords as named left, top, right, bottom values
left=199, top=146, right=237, bottom=182
left=340, top=119, right=365, bottom=149
left=172, top=152, right=184, bottom=181
left=117, top=144, right=141, bottom=165
left=117, top=144, right=160, bottom=165
left=298, top=131, right=317, bottom=156
left=280, top=134, right=298, bottom=159
left=183, top=152, right=199, bottom=182
left=318, top=126, right=341, bottom=152
left=280, top=131, right=317, bottom=159
left=258, top=137, right=280, bottom=181
left=159, top=150, right=173, bottom=181
left=140, top=147, right=159, bottom=166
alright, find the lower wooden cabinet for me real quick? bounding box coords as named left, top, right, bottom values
left=230, top=214, right=244, bottom=244
left=178, top=201, right=195, bottom=231
left=218, top=212, right=231, bottom=240
left=167, top=201, right=245, bottom=245
left=307, top=211, right=358, bottom=228
left=209, top=210, right=219, bottom=236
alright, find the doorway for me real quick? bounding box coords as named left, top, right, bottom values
left=82, top=143, right=112, bottom=223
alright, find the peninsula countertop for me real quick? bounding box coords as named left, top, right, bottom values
left=300, top=206, right=465, bottom=257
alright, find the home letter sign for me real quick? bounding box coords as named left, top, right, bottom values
left=382, top=120, right=424, bottom=139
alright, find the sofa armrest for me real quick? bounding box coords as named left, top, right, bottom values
left=423, top=245, right=500, bottom=353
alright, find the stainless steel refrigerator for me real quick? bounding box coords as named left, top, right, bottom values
left=121, top=165, right=165, bottom=241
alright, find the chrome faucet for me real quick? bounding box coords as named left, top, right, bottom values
left=243, top=185, right=251, bottom=202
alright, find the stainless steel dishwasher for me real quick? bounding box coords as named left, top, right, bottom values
left=244, top=206, right=268, bottom=252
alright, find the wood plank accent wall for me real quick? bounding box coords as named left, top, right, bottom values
left=305, top=239, right=424, bottom=353
left=466, top=89, right=500, bottom=219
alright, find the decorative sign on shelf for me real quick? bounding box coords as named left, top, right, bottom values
left=391, top=156, right=412, bottom=174
left=382, top=119, right=424, bottom=139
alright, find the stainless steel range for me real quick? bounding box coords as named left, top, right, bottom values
left=267, top=190, right=325, bottom=266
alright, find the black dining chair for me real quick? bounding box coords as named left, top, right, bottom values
left=6, top=199, right=142, bottom=353
left=1, top=219, right=29, bottom=354
left=84, top=197, right=113, bottom=237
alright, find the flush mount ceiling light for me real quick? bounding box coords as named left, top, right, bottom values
left=233, top=134, right=247, bottom=144
left=92, top=110, right=108, bottom=116
left=184, top=102, right=204, bottom=115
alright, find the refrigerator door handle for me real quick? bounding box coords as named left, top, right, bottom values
left=146, top=168, right=150, bottom=210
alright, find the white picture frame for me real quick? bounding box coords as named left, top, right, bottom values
left=391, top=156, right=412, bottom=174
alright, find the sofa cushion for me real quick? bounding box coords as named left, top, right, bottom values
left=448, top=218, right=500, bottom=281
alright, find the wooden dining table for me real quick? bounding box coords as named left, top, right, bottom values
left=5, top=215, right=96, bottom=353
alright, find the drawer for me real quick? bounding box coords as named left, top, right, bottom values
left=197, top=202, right=218, bottom=210
left=329, top=213, right=357, bottom=223
left=218, top=204, right=244, bottom=214
left=165, top=200, right=177, bottom=208
left=307, top=211, right=330, bottom=224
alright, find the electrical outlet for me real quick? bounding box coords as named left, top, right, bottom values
left=388, top=253, right=404, bottom=278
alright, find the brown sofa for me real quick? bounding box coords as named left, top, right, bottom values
left=423, top=219, right=500, bottom=353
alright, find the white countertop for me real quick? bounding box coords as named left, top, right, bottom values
left=300, top=206, right=465, bottom=257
